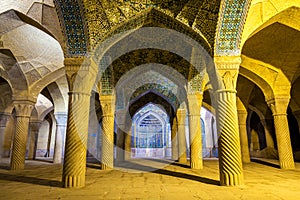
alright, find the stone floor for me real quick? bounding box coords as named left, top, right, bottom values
left=0, top=157, right=300, bottom=200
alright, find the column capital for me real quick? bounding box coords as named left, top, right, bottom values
left=237, top=110, right=248, bottom=125
left=54, top=112, right=68, bottom=126
left=13, top=100, right=35, bottom=118
left=64, top=57, right=98, bottom=93
left=266, top=97, right=290, bottom=116
left=214, top=56, right=241, bottom=93
left=214, top=56, right=241, bottom=69
left=100, top=95, right=116, bottom=116
left=30, top=120, right=42, bottom=130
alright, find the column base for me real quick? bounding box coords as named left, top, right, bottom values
left=220, top=172, right=243, bottom=186
left=63, top=174, right=85, bottom=188
left=53, top=157, right=62, bottom=164
left=190, top=160, right=203, bottom=169
left=101, top=163, right=113, bottom=170
left=10, top=162, right=25, bottom=170
left=178, top=156, right=187, bottom=164
left=279, top=161, right=295, bottom=169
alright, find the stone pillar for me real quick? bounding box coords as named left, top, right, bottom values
left=100, top=95, right=115, bottom=170
left=267, top=97, right=295, bottom=169
left=27, top=121, right=41, bottom=160
left=53, top=113, right=67, bottom=164
left=62, top=57, right=97, bottom=188
left=237, top=110, right=250, bottom=163
left=188, top=93, right=203, bottom=169
left=0, top=113, right=10, bottom=158
left=10, top=100, right=34, bottom=170
left=215, top=56, right=244, bottom=186
left=171, top=117, right=178, bottom=160
left=177, top=109, right=187, bottom=164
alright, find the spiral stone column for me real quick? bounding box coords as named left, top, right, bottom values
left=171, top=117, right=178, bottom=160
left=62, top=57, right=98, bottom=188
left=215, top=56, right=244, bottom=186
left=237, top=110, right=250, bottom=163
left=53, top=113, right=67, bottom=164
left=177, top=109, right=187, bottom=164
left=188, top=93, right=203, bottom=169
left=10, top=100, right=34, bottom=170
left=27, top=121, right=41, bottom=160
left=267, top=97, right=294, bottom=169
left=0, top=113, right=10, bottom=158
left=100, top=95, right=116, bottom=170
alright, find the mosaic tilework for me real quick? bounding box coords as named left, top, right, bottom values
left=126, top=70, right=179, bottom=95
left=188, top=66, right=205, bottom=94
left=129, top=92, right=174, bottom=118
left=108, top=48, right=192, bottom=85
left=84, top=1, right=213, bottom=54
left=215, top=0, right=251, bottom=56
left=54, top=0, right=87, bottom=55
left=193, top=0, right=221, bottom=49
left=130, top=83, right=179, bottom=108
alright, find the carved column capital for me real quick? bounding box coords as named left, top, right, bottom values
left=237, top=110, right=247, bottom=126
left=13, top=100, right=35, bottom=118
left=54, top=112, right=68, bottom=126
left=100, top=95, right=116, bottom=117
left=64, top=57, right=98, bottom=94
left=30, top=121, right=42, bottom=132
left=266, top=97, right=290, bottom=116
left=214, top=56, right=241, bottom=92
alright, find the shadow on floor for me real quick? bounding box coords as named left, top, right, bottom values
left=0, top=173, right=62, bottom=187
left=34, top=158, right=53, bottom=164
left=0, top=165, right=10, bottom=170
left=250, top=158, right=280, bottom=169
left=116, top=161, right=219, bottom=186
left=86, top=163, right=102, bottom=170
left=170, top=162, right=190, bottom=169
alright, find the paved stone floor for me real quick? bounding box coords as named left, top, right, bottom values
left=0, top=158, right=300, bottom=200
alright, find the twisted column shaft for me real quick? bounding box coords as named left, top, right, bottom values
left=100, top=95, right=115, bottom=170
left=10, top=101, right=34, bottom=170
left=171, top=118, right=178, bottom=160
left=177, top=109, right=187, bottom=164
left=62, top=57, right=98, bottom=188
left=268, top=98, right=294, bottom=169
left=217, top=91, right=244, bottom=186
left=237, top=111, right=250, bottom=163
left=62, top=93, right=90, bottom=188
left=215, top=56, right=243, bottom=186
left=188, top=93, right=203, bottom=169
